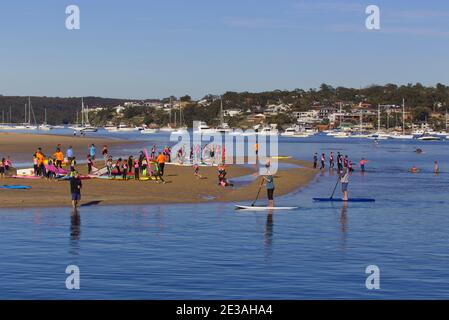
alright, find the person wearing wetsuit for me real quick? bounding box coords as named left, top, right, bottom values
left=329, top=152, right=334, bottom=169
left=320, top=153, right=325, bottom=170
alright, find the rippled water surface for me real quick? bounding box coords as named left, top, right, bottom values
left=1, top=133, right=449, bottom=299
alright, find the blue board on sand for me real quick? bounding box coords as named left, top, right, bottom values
left=313, top=198, right=375, bottom=202
left=0, top=185, right=32, bottom=190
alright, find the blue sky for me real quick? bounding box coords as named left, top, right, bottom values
left=0, top=0, right=448, bottom=99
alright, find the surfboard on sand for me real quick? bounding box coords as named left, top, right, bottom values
left=313, top=198, right=375, bottom=202
left=0, top=185, right=32, bottom=189
left=235, top=205, right=298, bottom=211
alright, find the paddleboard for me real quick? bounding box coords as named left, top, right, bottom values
left=235, top=205, right=298, bottom=211
left=0, top=185, right=32, bottom=190
left=313, top=198, right=375, bottom=202
left=12, top=175, right=42, bottom=180
left=272, top=156, right=292, bottom=160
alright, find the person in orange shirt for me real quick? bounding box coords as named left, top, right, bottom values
left=254, top=142, right=259, bottom=157
left=53, top=148, right=65, bottom=168
left=156, top=152, right=166, bottom=177
left=35, top=148, right=46, bottom=176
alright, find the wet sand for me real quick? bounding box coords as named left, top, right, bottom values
left=0, top=158, right=318, bottom=208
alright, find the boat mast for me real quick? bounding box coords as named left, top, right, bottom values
left=378, top=104, right=381, bottom=132
left=359, top=109, right=363, bottom=132
left=81, top=98, right=85, bottom=127
left=445, top=108, right=447, bottom=132
left=220, top=96, right=224, bottom=126
left=402, top=98, right=405, bottom=135
left=339, top=102, right=342, bottom=128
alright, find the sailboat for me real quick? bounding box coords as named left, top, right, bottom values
left=22, top=97, right=38, bottom=130
left=39, top=108, right=53, bottom=130
left=216, top=97, right=232, bottom=133
left=173, top=104, right=188, bottom=134
left=367, top=104, right=390, bottom=140
left=70, top=98, right=98, bottom=132
left=390, top=99, right=414, bottom=139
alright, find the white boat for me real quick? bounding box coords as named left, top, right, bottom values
left=194, top=122, right=216, bottom=134
left=172, top=127, right=189, bottom=135
left=389, top=132, right=414, bottom=139
left=417, top=135, right=441, bottom=141
left=292, top=132, right=313, bottom=138
left=333, top=131, right=351, bottom=138
left=257, top=124, right=278, bottom=136
left=108, top=125, right=138, bottom=132
left=349, top=133, right=370, bottom=138
left=281, top=126, right=300, bottom=137
left=71, top=98, right=98, bottom=132
left=140, top=126, right=159, bottom=134
left=367, top=132, right=390, bottom=140
left=216, top=123, right=233, bottom=133
left=39, top=124, right=52, bottom=131
left=38, top=109, right=53, bottom=130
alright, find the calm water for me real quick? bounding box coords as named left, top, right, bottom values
left=1, top=133, right=449, bottom=299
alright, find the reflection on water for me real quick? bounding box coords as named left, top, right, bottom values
left=70, top=209, right=81, bottom=256
left=339, top=203, right=348, bottom=250
left=264, top=212, right=273, bottom=249
left=70, top=209, right=81, bottom=241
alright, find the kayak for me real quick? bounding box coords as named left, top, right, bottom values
left=313, top=198, right=375, bottom=202
left=272, top=156, right=292, bottom=160
left=235, top=205, right=298, bottom=211
left=0, top=185, right=32, bottom=190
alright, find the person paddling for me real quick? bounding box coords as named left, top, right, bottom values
left=263, top=166, right=275, bottom=208
left=340, top=165, right=349, bottom=201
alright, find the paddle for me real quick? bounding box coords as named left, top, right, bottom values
left=251, top=178, right=265, bottom=207
left=330, top=175, right=340, bottom=200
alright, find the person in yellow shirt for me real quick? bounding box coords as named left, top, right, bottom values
left=53, top=148, right=64, bottom=169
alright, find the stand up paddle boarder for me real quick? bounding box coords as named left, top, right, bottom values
left=263, top=165, right=275, bottom=208
left=340, top=165, right=349, bottom=201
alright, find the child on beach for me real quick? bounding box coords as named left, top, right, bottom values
left=87, top=155, right=93, bottom=175
left=127, top=156, right=133, bottom=173
left=134, top=159, right=140, bottom=180
left=151, top=145, right=156, bottom=159
left=122, top=160, right=128, bottom=180
left=70, top=157, right=77, bottom=172
left=115, top=158, right=122, bottom=177
left=218, top=165, right=233, bottom=187
left=193, top=164, right=203, bottom=179
left=106, top=156, right=113, bottom=177
left=0, top=158, right=5, bottom=178
left=33, top=155, right=39, bottom=176
left=141, top=157, right=148, bottom=176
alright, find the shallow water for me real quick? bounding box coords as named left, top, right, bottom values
left=1, top=134, right=449, bottom=299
